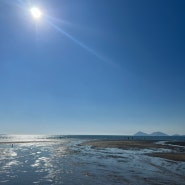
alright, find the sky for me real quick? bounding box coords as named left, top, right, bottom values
left=0, top=0, right=185, bottom=135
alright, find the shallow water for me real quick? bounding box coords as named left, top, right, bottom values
left=0, top=135, right=185, bottom=185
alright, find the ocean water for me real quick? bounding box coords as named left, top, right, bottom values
left=0, top=135, right=185, bottom=185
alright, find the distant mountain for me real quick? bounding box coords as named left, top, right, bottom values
left=134, top=131, right=168, bottom=136
left=134, top=131, right=148, bottom=136
left=150, top=132, right=168, bottom=136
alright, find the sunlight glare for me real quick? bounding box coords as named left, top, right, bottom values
left=30, top=7, right=42, bottom=19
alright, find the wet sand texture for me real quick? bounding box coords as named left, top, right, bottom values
left=83, top=140, right=182, bottom=149
left=83, top=140, right=185, bottom=162
left=148, top=153, right=185, bottom=162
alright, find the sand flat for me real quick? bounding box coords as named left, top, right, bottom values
left=83, top=140, right=185, bottom=162
left=83, top=140, right=182, bottom=149
left=148, top=152, right=185, bottom=162
left=1, top=137, right=185, bottom=184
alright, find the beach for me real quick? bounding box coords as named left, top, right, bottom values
left=0, top=135, right=185, bottom=185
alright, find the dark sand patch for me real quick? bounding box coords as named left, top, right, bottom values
left=148, top=153, right=185, bottom=162
left=82, top=140, right=182, bottom=150
left=166, top=141, right=185, bottom=147
left=82, top=140, right=185, bottom=162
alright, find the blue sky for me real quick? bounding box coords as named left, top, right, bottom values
left=0, top=0, right=185, bottom=135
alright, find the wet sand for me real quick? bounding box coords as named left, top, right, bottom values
left=148, top=152, right=185, bottom=161
left=166, top=141, right=185, bottom=146
left=82, top=140, right=183, bottom=150
left=1, top=140, right=185, bottom=162
left=83, top=140, right=185, bottom=162
left=1, top=138, right=185, bottom=185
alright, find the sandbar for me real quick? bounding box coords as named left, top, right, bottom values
left=82, top=140, right=185, bottom=162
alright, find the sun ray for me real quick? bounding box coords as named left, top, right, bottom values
left=46, top=19, right=118, bottom=68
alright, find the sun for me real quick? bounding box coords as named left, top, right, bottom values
left=30, top=7, right=42, bottom=19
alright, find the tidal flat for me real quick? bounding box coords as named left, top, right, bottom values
left=82, top=140, right=185, bottom=161
left=0, top=135, right=185, bottom=185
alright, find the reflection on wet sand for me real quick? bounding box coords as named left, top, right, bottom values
left=0, top=138, right=185, bottom=185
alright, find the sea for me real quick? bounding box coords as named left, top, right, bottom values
left=0, top=135, right=185, bottom=185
